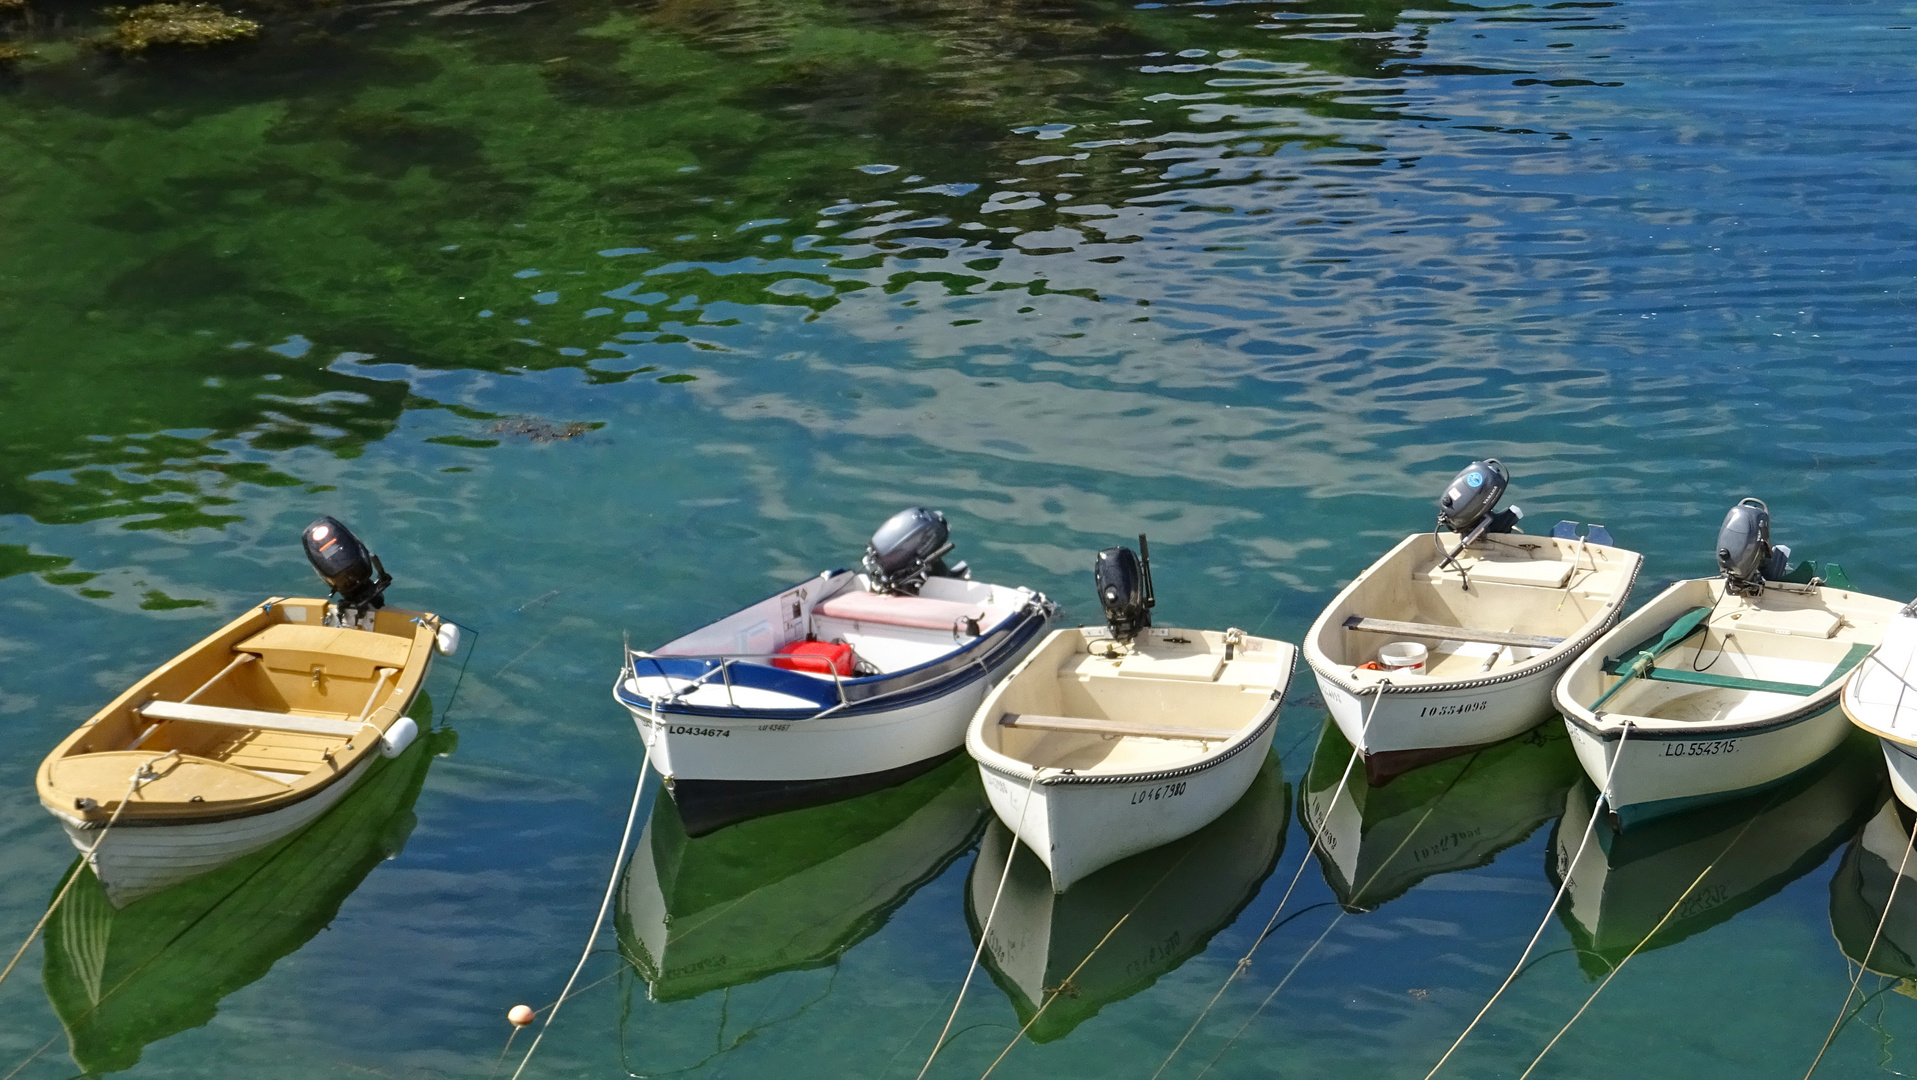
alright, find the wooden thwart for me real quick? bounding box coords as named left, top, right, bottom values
left=137, top=700, right=367, bottom=738
left=1343, top=616, right=1563, bottom=650
left=1000, top=711, right=1238, bottom=742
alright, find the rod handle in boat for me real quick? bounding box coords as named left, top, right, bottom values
left=1138, top=533, right=1155, bottom=610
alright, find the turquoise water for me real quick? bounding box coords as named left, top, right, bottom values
left=3, top=0, right=1917, bottom=1073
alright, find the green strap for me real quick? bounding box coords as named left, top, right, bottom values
left=1607, top=640, right=1872, bottom=698
left=1818, top=641, right=1874, bottom=688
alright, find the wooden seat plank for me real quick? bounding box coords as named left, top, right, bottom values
left=1343, top=616, right=1563, bottom=650
left=1000, top=711, right=1239, bottom=741
left=138, top=700, right=367, bottom=738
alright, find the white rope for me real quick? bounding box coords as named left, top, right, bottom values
left=507, top=717, right=655, bottom=1080
left=1149, top=680, right=1391, bottom=1080
left=914, top=768, right=1042, bottom=1080
left=1421, top=721, right=1633, bottom=1080
left=0, top=749, right=179, bottom=990
left=1803, top=804, right=1917, bottom=1077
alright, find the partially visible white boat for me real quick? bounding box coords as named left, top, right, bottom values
left=967, top=538, right=1295, bottom=892
left=615, top=508, right=1054, bottom=836
left=1304, top=459, right=1642, bottom=784
left=1841, top=602, right=1917, bottom=811
left=1558, top=499, right=1898, bottom=827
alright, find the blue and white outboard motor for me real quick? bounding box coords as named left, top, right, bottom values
left=1716, top=497, right=1791, bottom=598
left=863, top=507, right=970, bottom=595
left=304, top=516, right=391, bottom=628
left=1094, top=534, right=1155, bottom=644
left=1434, top=459, right=1523, bottom=588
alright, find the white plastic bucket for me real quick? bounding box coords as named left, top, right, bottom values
left=1379, top=641, right=1428, bottom=675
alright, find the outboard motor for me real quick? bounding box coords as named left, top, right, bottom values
left=1094, top=534, right=1155, bottom=644
left=863, top=507, right=969, bottom=595
left=1437, top=458, right=1521, bottom=539
left=1716, top=498, right=1791, bottom=598
left=303, top=516, right=391, bottom=627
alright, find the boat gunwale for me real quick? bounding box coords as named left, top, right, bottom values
left=1303, top=532, right=1644, bottom=698
left=38, top=597, right=437, bottom=828
left=968, top=628, right=1296, bottom=788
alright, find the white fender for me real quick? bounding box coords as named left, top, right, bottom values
left=435, top=622, right=462, bottom=657
left=381, top=716, right=419, bottom=759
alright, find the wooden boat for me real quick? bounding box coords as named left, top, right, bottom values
left=967, top=538, right=1295, bottom=892
left=1552, top=736, right=1877, bottom=976
left=615, top=507, right=1053, bottom=836
left=1299, top=718, right=1580, bottom=912
left=616, top=754, right=985, bottom=1004
left=1829, top=797, right=1917, bottom=984
left=35, top=518, right=453, bottom=905
left=1840, top=602, right=1917, bottom=811
left=966, top=757, right=1286, bottom=1042
left=1304, top=460, right=1642, bottom=784
left=41, top=724, right=442, bottom=1075
left=1557, top=502, right=1896, bottom=826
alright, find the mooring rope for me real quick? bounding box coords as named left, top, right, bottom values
left=1421, top=722, right=1633, bottom=1080
left=1516, top=775, right=1779, bottom=1079
left=913, top=768, right=1041, bottom=1080
left=0, top=749, right=179, bottom=991
left=1148, top=680, right=1391, bottom=1080
left=1802, top=802, right=1917, bottom=1078
left=506, top=712, right=655, bottom=1080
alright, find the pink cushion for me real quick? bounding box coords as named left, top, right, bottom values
left=815, top=590, right=1002, bottom=633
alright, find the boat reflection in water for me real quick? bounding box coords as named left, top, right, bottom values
left=1301, top=720, right=1580, bottom=912
left=1553, top=734, right=1880, bottom=976
left=1830, top=797, right=1917, bottom=987
left=40, top=721, right=448, bottom=1076
left=616, top=755, right=985, bottom=1070
left=965, top=756, right=1287, bottom=1042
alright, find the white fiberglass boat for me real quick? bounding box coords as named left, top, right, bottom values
left=1840, top=599, right=1917, bottom=811
left=967, top=538, right=1295, bottom=892
left=1305, top=459, right=1642, bottom=784
left=616, top=508, right=1053, bottom=835
left=1558, top=499, right=1896, bottom=827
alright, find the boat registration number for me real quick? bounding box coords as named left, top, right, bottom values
left=668, top=725, right=731, bottom=738
left=1132, top=781, right=1187, bottom=805
left=1663, top=740, right=1736, bottom=757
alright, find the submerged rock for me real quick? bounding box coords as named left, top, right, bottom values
left=98, top=3, right=259, bottom=54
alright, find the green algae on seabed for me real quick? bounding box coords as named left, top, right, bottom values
left=97, top=3, right=258, bottom=54
left=39, top=713, right=446, bottom=1076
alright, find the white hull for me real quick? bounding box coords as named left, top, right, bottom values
left=53, top=754, right=377, bottom=907
left=968, top=626, right=1295, bottom=892
left=1883, top=741, right=1917, bottom=812
left=977, top=719, right=1278, bottom=892
left=1841, top=611, right=1917, bottom=812
left=1305, top=530, right=1641, bottom=778
left=1559, top=576, right=1899, bottom=827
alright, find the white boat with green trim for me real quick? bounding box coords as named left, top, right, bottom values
left=1556, top=499, right=1897, bottom=827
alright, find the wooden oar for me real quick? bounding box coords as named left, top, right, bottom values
left=1590, top=606, right=1713, bottom=712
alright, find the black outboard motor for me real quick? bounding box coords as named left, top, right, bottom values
left=303, top=516, right=391, bottom=627
left=1094, top=534, right=1155, bottom=644
left=863, top=507, right=969, bottom=595
left=1437, top=458, right=1521, bottom=539
left=1717, top=497, right=1791, bottom=597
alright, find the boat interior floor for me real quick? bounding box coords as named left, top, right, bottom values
left=1598, top=628, right=1868, bottom=724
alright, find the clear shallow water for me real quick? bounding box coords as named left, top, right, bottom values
left=2, top=0, right=1916, bottom=1074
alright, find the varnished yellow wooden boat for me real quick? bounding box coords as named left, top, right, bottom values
left=37, top=596, right=445, bottom=905
left=37, top=516, right=453, bottom=905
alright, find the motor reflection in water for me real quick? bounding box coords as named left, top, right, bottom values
left=1300, top=720, right=1581, bottom=913
left=965, top=756, right=1287, bottom=1042
left=1553, top=734, right=1881, bottom=977
left=615, top=755, right=985, bottom=1072
left=40, top=720, right=449, bottom=1076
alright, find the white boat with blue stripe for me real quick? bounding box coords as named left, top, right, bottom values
left=615, top=509, right=1054, bottom=835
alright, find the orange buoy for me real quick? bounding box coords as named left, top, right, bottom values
left=508, top=1004, right=536, bottom=1027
